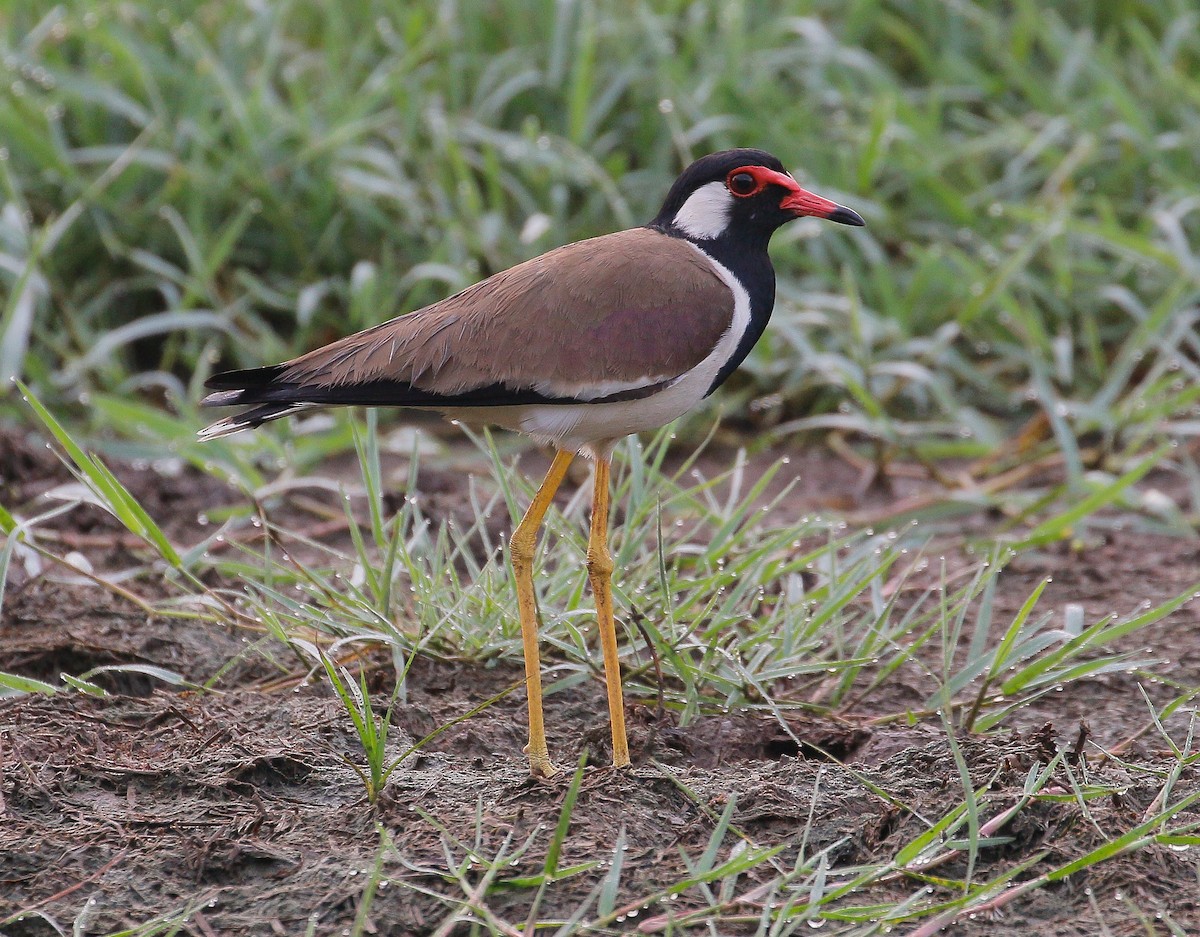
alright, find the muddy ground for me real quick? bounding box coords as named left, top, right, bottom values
left=1, top=424, right=1199, bottom=935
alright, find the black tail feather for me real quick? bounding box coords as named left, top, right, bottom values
left=197, top=363, right=630, bottom=441
left=204, top=364, right=288, bottom=392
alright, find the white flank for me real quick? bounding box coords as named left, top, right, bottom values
left=670, top=181, right=732, bottom=240
left=531, top=375, right=673, bottom=401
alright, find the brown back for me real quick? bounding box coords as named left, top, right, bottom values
left=279, top=228, right=735, bottom=398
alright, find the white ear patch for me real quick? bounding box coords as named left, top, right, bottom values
left=671, top=181, right=732, bottom=239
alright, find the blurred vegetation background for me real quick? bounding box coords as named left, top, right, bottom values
left=1, top=0, right=1198, bottom=458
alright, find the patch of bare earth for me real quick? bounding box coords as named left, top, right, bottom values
left=2, top=426, right=1199, bottom=935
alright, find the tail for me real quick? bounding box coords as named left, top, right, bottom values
left=199, top=355, right=585, bottom=440
left=198, top=365, right=321, bottom=440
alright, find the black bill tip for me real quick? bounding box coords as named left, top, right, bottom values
left=827, top=205, right=866, bottom=227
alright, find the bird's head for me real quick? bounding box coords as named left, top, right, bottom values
left=651, top=148, right=864, bottom=245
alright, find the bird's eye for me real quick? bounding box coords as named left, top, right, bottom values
left=728, top=171, right=758, bottom=196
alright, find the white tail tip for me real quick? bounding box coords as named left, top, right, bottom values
left=196, top=418, right=251, bottom=441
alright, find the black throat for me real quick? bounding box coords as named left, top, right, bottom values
left=650, top=223, right=778, bottom=397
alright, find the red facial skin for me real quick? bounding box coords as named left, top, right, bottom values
left=725, top=165, right=844, bottom=219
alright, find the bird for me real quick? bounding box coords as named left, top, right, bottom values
left=199, top=148, right=864, bottom=778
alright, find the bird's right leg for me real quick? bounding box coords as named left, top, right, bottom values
left=509, top=449, right=575, bottom=777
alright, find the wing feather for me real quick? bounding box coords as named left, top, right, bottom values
left=202, top=227, right=734, bottom=422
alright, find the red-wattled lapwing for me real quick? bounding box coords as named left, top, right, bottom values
left=199, top=148, right=864, bottom=777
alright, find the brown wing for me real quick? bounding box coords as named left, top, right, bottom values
left=200, top=228, right=734, bottom=437
left=278, top=227, right=733, bottom=398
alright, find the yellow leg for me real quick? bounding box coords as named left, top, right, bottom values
left=586, top=457, right=631, bottom=768
left=509, top=449, right=575, bottom=777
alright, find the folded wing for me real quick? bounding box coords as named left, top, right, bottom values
left=200, top=228, right=734, bottom=438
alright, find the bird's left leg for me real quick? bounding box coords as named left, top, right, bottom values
left=510, top=448, right=575, bottom=778
left=586, top=456, right=631, bottom=768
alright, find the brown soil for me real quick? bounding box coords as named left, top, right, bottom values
left=2, top=425, right=1198, bottom=936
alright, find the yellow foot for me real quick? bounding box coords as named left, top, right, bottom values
left=524, top=745, right=560, bottom=779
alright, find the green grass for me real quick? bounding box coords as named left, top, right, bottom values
left=2, top=0, right=1199, bottom=460
left=3, top=0, right=1200, bottom=934
left=5, top=397, right=1199, bottom=932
